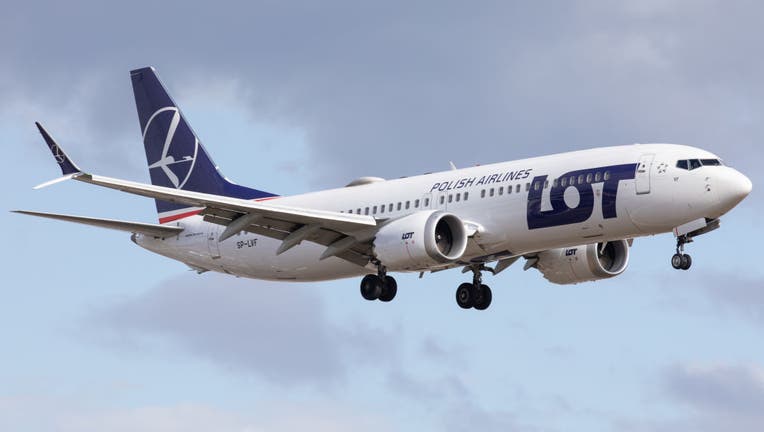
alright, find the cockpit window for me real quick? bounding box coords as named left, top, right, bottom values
left=701, top=158, right=722, bottom=166
left=677, top=158, right=723, bottom=170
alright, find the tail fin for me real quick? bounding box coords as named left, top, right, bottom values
left=130, top=67, right=276, bottom=222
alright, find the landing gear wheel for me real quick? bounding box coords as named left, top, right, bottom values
left=360, top=274, right=382, bottom=300
left=680, top=254, right=692, bottom=270
left=456, top=283, right=474, bottom=309
left=671, top=253, right=683, bottom=269
left=473, top=284, right=492, bottom=310
left=379, top=276, right=398, bottom=302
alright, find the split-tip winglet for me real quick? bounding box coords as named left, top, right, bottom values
left=35, top=122, right=82, bottom=176
left=33, top=122, right=83, bottom=188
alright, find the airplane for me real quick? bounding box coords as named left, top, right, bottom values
left=15, top=67, right=752, bottom=311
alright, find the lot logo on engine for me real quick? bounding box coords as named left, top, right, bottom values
left=401, top=232, right=414, bottom=240
left=526, top=163, right=637, bottom=229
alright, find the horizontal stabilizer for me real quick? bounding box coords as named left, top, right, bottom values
left=12, top=210, right=184, bottom=238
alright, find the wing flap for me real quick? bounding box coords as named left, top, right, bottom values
left=12, top=210, right=184, bottom=238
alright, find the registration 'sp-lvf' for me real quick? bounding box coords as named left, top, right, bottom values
left=16, top=67, right=752, bottom=310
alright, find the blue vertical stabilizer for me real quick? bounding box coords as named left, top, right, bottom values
left=130, top=67, right=276, bottom=219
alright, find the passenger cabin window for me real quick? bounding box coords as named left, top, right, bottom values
left=415, top=199, right=420, bottom=208
left=516, top=184, right=521, bottom=193
left=372, top=206, right=377, bottom=214
left=489, top=188, right=495, bottom=197
left=455, top=193, right=460, bottom=202
left=389, top=204, right=393, bottom=212
left=481, top=190, right=486, bottom=198
left=448, top=195, right=453, bottom=203
left=463, top=192, right=469, bottom=201
left=498, top=187, right=504, bottom=196
left=364, top=207, right=369, bottom=215
left=380, top=205, right=385, bottom=214
left=440, top=196, right=445, bottom=204
left=424, top=198, right=430, bottom=206
left=405, top=201, right=410, bottom=209
left=397, top=202, right=402, bottom=211
left=595, top=172, right=602, bottom=182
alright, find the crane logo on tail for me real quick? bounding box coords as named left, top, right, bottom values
left=51, top=143, right=66, bottom=164
left=143, top=107, right=198, bottom=189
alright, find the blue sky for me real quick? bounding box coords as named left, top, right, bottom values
left=2, top=1, right=763, bottom=431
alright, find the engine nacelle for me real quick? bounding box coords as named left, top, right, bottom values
left=534, top=240, right=630, bottom=284
left=374, top=210, right=468, bottom=271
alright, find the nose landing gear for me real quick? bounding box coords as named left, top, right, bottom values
left=671, top=235, right=692, bottom=270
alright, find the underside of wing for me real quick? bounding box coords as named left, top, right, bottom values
left=201, top=207, right=374, bottom=267
left=12, top=210, right=184, bottom=238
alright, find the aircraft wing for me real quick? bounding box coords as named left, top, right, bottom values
left=12, top=210, right=184, bottom=238
left=30, top=122, right=379, bottom=266
left=71, top=174, right=378, bottom=265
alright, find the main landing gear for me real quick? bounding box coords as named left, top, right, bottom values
left=671, top=235, right=692, bottom=270
left=360, top=266, right=397, bottom=302
left=455, top=265, right=493, bottom=310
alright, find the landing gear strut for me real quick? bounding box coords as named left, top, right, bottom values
left=360, top=265, right=397, bottom=302
left=455, top=265, right=493, bottom=310
left=671, top=235, right=692, bottom=270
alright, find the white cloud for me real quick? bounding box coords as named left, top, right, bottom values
left=0, top=396, right=391, bottom=432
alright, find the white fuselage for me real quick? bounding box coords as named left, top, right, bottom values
left=135, top=143, right=751, bottom=281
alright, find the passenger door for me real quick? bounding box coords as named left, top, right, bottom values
left=635, top=153, right=654, bottom=195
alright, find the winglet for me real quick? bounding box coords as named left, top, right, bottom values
left=35, top=122, right=82, bottom=176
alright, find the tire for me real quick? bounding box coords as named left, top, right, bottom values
left=474, top=284, right=492, bottom=310
left=379, top=276, right=398, bottom=302
left=671, top=253, right=683, bottom=269
left=680, top=254, right=692, bottom=270
left=456, top=283, right=474, bottom=309
left=360, top=274, right=382, bottom=300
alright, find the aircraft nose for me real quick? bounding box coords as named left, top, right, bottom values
left=718, top=169, right=752, bottom=210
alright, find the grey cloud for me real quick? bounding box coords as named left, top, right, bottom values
left=613, top=362, right=764, bottom=432
left=3, top=1, right=763, bottom=191
left=664, top=363, right=764, bottom=415
left=640, top=363, right=764, bottom=432
left=88, top=273, right=398, bottom=387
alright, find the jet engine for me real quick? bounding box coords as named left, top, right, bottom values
left=533, top=240, right=630, bottom=284
left=374, top=210, right=468, bottom=271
